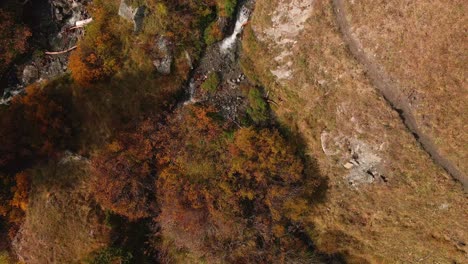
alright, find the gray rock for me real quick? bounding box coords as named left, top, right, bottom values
left=2, top=0, right=89, bottom=103
left=152, top=36, right=173, bottom=75
left=184, top=50, right=193, bottom=69
left=47, top=60, right=65, bottom=78
left=343, top=162, right=354, bottom=170
left=118, top=0, right=146, bottom=32
left=51, top=0, right=88, bottom=24
left=22, top=65, right=39, bottom=85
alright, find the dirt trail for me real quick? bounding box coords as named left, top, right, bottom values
left=332, top=0, right=467, bottom=190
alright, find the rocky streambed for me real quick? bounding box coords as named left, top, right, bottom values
left=182, top=0, right=255, bottom=123
left=1, top=0, right=90, bottom=104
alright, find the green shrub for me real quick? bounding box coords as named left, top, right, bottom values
left=246, top=87, right=269, bottom=123
left=142, top=2, right=168, bottom=37
left=125, top=0, right=145, bottom=9
left=217, top=0, right=238, bottom=18
left=204, top=21, right=223, bottom=45
left=89, top=247, right=132, bottom=264
left=201, top=72, right=221, bottom=92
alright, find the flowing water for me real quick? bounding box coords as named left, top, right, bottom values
left=184, top=1, right=252, bottom=105
left=220, top=6, right=251, bottom=53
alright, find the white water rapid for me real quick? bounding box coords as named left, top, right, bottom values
left=184, top=79, right=197, bottom=105
left=220, top=6, right=250, bottom=53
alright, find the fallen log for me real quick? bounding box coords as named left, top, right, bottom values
left=75, top=18, right=93, bottom=27
left=45, top=45, right=77, bottom=55
left=68, top=18, right=93, bottom=30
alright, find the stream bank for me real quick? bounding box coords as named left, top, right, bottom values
left=1, top=0, right=90, bottom=104
left=181, top=0, right=255, bottom=123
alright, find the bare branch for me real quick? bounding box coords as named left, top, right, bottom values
left=45, top=46, right=77, bottom=55
left=75, top=18, right=93, bottom=27
left=266, top=98, right=279, bottom=106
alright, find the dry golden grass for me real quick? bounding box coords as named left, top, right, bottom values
left=243, top=0, right=467, bottom=262
left=12, top=157, right=110, bottom=264
left=342, top=0, right=468, bottom=176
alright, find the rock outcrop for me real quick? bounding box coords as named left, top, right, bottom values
left=118, top=0, right=146, bottom=32
left=1, top=0, right=90, bottom=104
left=152, top=36, right=173, bottom=75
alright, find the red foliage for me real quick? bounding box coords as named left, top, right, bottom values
left=153, top=105, right=316, bottom=262
left=90, top=119, right=159, bottom=220
left=89, top=103, right=318, bottom=261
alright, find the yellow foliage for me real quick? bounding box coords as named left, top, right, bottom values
left=107, top=141, right=123, bottom=152
left=283, top=198, right=309, bottom=222
left=11, top=172, right=29, bottom=211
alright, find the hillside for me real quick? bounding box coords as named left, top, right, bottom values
left=243, top=0, right=467, bottom=262
left=0, top=0, right=466, bottom=263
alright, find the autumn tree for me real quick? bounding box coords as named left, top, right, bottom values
left=68, top=0, right=123, bottom=87
left=68, top=46, right=111, bottom=87
left=90, top=119, right=159, bottom=220
left=154, top=105, right=320, bottom=263
left=0, top=171, right=30, bottom=241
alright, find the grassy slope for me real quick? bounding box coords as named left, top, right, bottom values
left=13, top=157, right=110, bottom=264
left=243, top=0, right=467, bottom=262
left=342, top=0, right=467, bottom=176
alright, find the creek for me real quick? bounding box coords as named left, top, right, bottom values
left=182, top=0, right=254, bottom=123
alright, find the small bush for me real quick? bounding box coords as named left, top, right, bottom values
left=246, top=87, right=269, bottom=123
left=204, top=21, right=223, bottom=45
left=201, top=72, right=221, bottom=92
left=89, top=247, right=132, bottom=264
left=217, top=0, right=238, bottom=18
left=90, top=119, right=158, bottom=220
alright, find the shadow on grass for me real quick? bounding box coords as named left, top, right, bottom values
left=275, top=119, right=345, bottom=264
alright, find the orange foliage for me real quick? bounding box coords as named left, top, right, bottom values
left=154, top=105, right=317, bottom=262
left=229, top=128, right=303, bottom=184
left=68, top=0, right=122, bottom=87
left=0, top=171, right=30, bottom=241
left=90, top=119, right=159, bottom=220
left=69, top=46, right=107, bottom=87
left=10, top=172, right=30, bottom=212
left=88, top=102, right=319, bottom=261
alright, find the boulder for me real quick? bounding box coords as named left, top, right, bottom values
left=152, top=36, right=173, bottom=75
left=118, top=0, right=146, bottom=32
left=343, top=162, right=354, bottom=170
left=21, top=65, right=39, bottom=85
